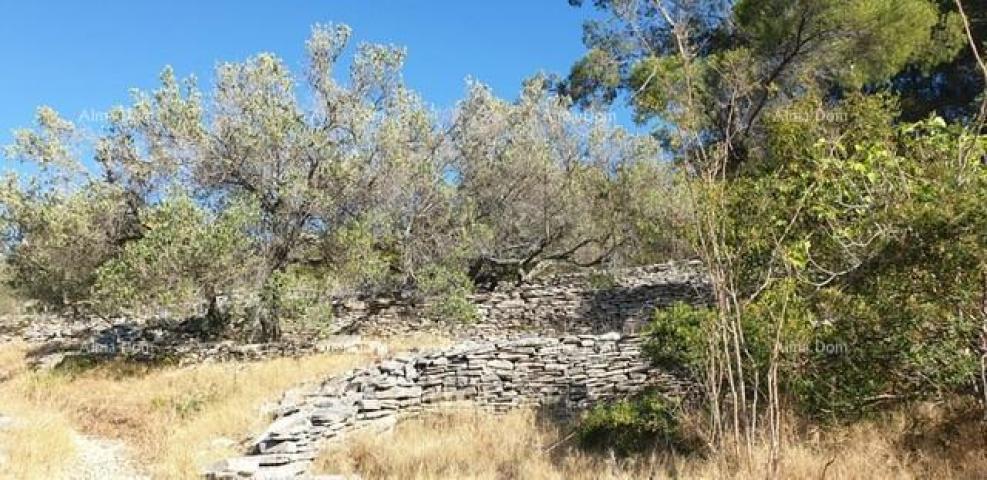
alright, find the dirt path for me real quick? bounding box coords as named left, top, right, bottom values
left=67, top=431, right=148, bottom=480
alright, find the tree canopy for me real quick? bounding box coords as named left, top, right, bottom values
left=563, top=0, right=974, bottom=170
left=0, top=24, right=682, bottom=337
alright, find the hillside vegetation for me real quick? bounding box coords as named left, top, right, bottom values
left=1, top=0, right=986, bottom=478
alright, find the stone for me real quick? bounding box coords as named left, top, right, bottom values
left=311, top=407, right=354, bottom=425
left=487, top=359, right=514, bottom=370
left=357, top=399, right=381, bottom=411
left=253, top=461, right=310, bottom=479
left=205, top=456, right=262, bottom=476
left=261, top=412, right=311, bottom=439
left=375, top=386, right=422, bottom=399
left=598, top=331, right=622, bottom=341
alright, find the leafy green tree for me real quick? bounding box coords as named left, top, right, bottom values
left=562, top=1, right=986, bottom=461
left=2, top=22, right=683, bottom=337
left=892, top=0, right=987, bottom=120
left=93, top=195, right=260, bottom=327
left=0, top=182, right=128, bottom=313
left=1, top=107, right=136, bottom=313
left=645, top=94, right=986, bottom=419
left=565, top=0, right=966, bottom=169
left=450, top=76, right=679, bottom=286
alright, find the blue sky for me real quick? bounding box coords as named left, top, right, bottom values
left=0, top=1, right=629, bottom=170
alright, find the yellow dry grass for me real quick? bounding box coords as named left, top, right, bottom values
left=0, top=343, right=77, bottom=480
left=314, top=405, right=987, bottom=480
left=0, top=402, right=77, bottom=480
left=0, top=341, right=374, bottom=479
left=2, top=334, right=984, bottom=480
left=0, top=333, right=454, bottom=479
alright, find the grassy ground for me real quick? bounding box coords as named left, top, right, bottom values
left=0, top=345, right=77, bottom=479
left=314, top=406, right=987, bottom=480
left=0, top=332, right=454, bottom=479
left=2, top=334, right=984, bottom=479
left=0, top=342, right=376, bottom=479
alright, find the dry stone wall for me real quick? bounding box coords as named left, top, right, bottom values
left=331, top=260, right=710, bottom=338
left=8, top=261, right=710, bottom=368
left=204, top=332, right=694, bottom=479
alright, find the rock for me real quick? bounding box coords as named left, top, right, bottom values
left=311, top=407, right=354, bottom=425
left=198, top=262, right=708, bottom=478
left=374, top=386, right=422, bottom=399
left=253, top=460, right=310, bottom=479
left=207, top=331, right=693, bottom=478
left=205, top=456, right=262, bottom=478
left=487, top=359, right=514, bottom=370
left=357, top=399, right=381, bottom=411
left=599, top=331, right=622, bottom=341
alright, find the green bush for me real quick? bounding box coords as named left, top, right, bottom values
left=0, top=263, right=22, bottom=316
left=644, top=302, right=712, bottom=376
left=418, top=264, right=479, bottom=324
left=577, top=390, right=700, bottom=455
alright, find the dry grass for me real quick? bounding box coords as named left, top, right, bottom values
left=315, top=405, right=987, bottom=480
left=0, top=399, right=77, bottom=480
left=2, top=333, right=983, bottom=479
left=0, top=341, right=375, bottom=478
left=0, top=343, right=77, bottom=479
left=0, top=333, right=453, bottom=479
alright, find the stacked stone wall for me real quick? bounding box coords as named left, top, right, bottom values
left=205, top=332, right=694, bottom=479
left=331, top=260, right=710, bottom=338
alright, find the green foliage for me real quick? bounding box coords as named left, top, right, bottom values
left=645, top=302, right=713, bottom=375
left=93, top=195, right=260, bottom=318
left=564, top=48, right=622, bottom=108
left=577, top=390, right=699, bottom=455
left=2, top=23, right=677, bottom=331
left=639, top=87, right=986, bottom=421
left=586, top=271, right=616, bottom=290
left=1, top=181, right=129, bottom=311
left=566, top=0, right=967, bottom=169
left=734, top=0, right=960, bottom=87
left=418, top=264, right=478, bottom=324
left=265, top=267, right=337, bottom=330
left=0, top=262, right=23, bottom=315
left=451, top=77, right=675, bottom=282
left=321, top=218, right=397, bottom=294
left=724, top=98, right=985, bottom=417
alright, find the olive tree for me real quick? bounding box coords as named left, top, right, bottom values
left=107, top=24, right=452, bottom=338
left=1, top=24, right=450, bottom=335
left=2, top=22, right=682, bottom=337
left=1, top=107, right=137, bottom=313
left=448, top=76, right=680, bottom=286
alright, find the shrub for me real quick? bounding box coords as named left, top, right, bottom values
left=644, top=302, right=713, bottom=376
left=577, top=390, right=700, bottom=456
left=418, top=264, right=479, bottom=324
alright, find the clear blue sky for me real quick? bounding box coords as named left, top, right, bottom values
left=1, top=0, right=624, bottom=169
